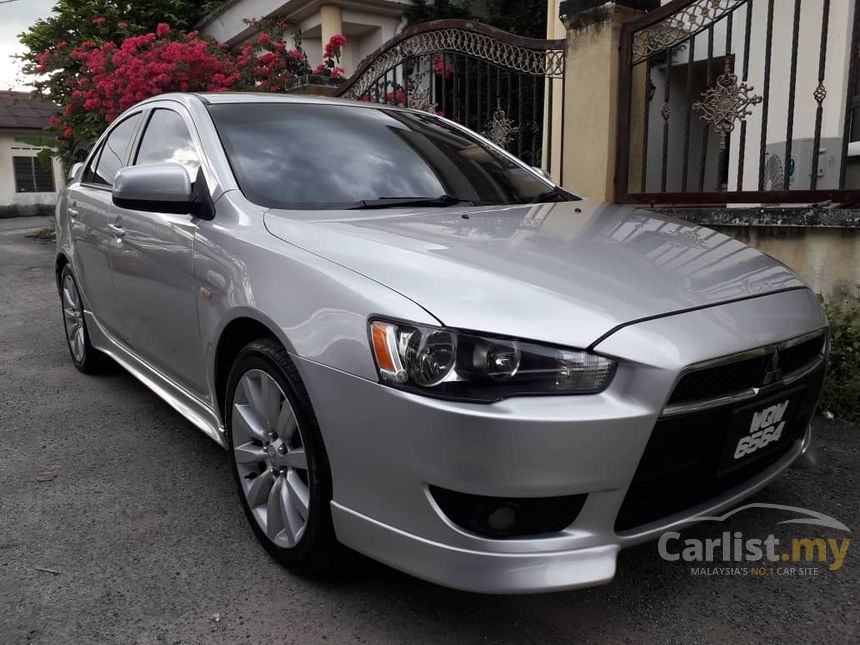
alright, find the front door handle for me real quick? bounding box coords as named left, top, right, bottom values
left=108, top=223, right=125, bottom=238
left=67, top=208, right=79, bottom=220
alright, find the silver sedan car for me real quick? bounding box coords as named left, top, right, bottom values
left=55, top=93, right=827, bottom=593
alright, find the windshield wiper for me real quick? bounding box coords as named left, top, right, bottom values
left=349, top=195, right=473, bottom=210
left=530, top=186, right=579, bottom=204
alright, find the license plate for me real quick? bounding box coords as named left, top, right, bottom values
left=719, top=388, right=803, bottom=472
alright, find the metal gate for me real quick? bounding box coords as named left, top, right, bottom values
left=336, top=20, right=566, bottom=174
left=615, top=0, right=860, bottom=205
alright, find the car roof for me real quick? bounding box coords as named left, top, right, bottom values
left=136, top=91, right=392, bottom=111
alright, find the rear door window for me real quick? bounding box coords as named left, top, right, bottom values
left=87, top=113, right=142, bottom=187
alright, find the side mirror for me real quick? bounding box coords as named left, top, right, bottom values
left=68, top=162, right=83, bottom=183
left=113, top=162, right=209, bottom=216
left=112, top=164, right=215, bottom=219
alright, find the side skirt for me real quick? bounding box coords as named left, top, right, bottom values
left=84, top=311, right=228, bottom=450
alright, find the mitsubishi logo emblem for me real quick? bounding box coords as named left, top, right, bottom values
left=762, top=348, right=782, bottom=386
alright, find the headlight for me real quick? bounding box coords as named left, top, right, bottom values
left=369, top=319, right=616, bottom=402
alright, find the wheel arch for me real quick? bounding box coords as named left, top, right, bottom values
left=212, top=311, right=296, bottom=423
left=55, top=252, right=70, bottom=292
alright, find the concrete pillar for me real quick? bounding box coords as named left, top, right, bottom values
left=542, top=1, right=566, bottom=183
left=320, top=4, right=344, bottom=59
left=555, top=1, right=650, bottom=201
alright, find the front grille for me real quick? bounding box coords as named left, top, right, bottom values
left=615, top=366, right=825, bottom=533
left=668, top=355, right=763, bottom=404
left=667, top=332, right=826, bottom=407
left=780, top=335, right=826, bottom=373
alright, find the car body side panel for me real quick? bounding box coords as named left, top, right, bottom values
left=109, top=101, right=211, bottom=397
left=110, top=207, right=206, bottom=397
left=65, top=184, right=117, bottom=324
left=192, top=191, right=440, bottom=411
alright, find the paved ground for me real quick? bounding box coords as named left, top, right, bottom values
left=1, top=222, right=858, bottom=644
left=0, top=215, right=52, bottom=234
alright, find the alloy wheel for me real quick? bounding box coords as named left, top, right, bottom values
left=62, top=273, right=85, bottom=363
left=231, top=369, right=311, bottom=548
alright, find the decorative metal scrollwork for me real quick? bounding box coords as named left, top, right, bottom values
left=632, top=0, right=748, bottom=64
left=661, top=103, right=672, bottom=120
left=406, top=71, right=435, bottom=113
left=813, top=83, right=828, bottom=105
left=693, top=62, right=762, bottom=149
left=483, top=99, right=519, bottom=148
left=341, top=28, right=565, bottom=100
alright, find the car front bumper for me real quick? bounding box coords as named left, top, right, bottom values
left=294, top=288, right=827, bottom=593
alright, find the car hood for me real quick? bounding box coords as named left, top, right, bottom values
left=263, top=200, right=805, bottom=349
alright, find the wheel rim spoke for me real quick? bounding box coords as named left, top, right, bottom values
left=286, top=470, right=310, bottom=520
left=281, top=478, right=303, bottom=543
left=241, top=376, right=267, bottom=427
left=260, top=376, right=282, bottom=429
left=266, top=476, right=286, bottom=540
left=234, top=441, right=267, bottom=464
left=73, top=328, right=84, bottom=360
left=246, top=469, right=275, bottom=507
left=232, top=368, right=311, bottom=549
left=62, top=275, right=85, bottom=362
left=275, top=403, right=297, bottom=441
left=232, top=402, right=269, bottom=444
left=63, top=281, right=78, bottom=309
left=284, top=448, right=307, bottom=470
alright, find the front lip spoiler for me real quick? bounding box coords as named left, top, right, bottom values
left=330, top=502, right=620, bottom=594
left=328, top=426, right=811, bottom=594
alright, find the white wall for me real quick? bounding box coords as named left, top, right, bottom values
left=0, top=131, right=63, bottom=214
left=727, top=0, right=855, bottom=192
left=647, top=0, right=856, bottom=195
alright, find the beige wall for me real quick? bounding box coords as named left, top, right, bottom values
left=542, top=0, right=565, bottom=182
left=0, top=131, right=63, bottom=215
left=717, top=225, right=860, bottom=299
left=558, top=5, right=642, bottom=201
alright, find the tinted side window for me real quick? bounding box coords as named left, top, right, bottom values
left=135, top=109, right=199, bottom=175
left=90, top=113, right=142, bottom=186
left=82, top=143, right=103, bottom=184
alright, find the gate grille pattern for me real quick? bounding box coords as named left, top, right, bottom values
left=616, top=0, right=860, bottom=205
left=337, top=20, right=566, bottom=172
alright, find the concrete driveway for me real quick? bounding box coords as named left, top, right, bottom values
left=1, top=224, right=857, bottom=644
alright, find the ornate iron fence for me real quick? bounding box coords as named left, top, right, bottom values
left=336, top=20, right=566, bottom=174
left=615, top=0, right=860, bottom=205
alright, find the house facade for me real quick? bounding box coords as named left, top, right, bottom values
left=0, top=92, right=64, bottom=218
left=198, top=0, right=414, bottom=74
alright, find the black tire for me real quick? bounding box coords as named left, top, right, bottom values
left=225, top=337, right=337, bottom=573
left=58, top=264, right=111, bottom=374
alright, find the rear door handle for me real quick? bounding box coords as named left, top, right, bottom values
left=67, top=208, right=79, bottom=220
left=108, top=223, right=125, bottom=238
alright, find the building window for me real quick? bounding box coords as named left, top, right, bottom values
left=13, top=156, right=55, bottom=193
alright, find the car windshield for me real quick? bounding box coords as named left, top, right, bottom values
left=208, top=102, right=577, bottom=210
